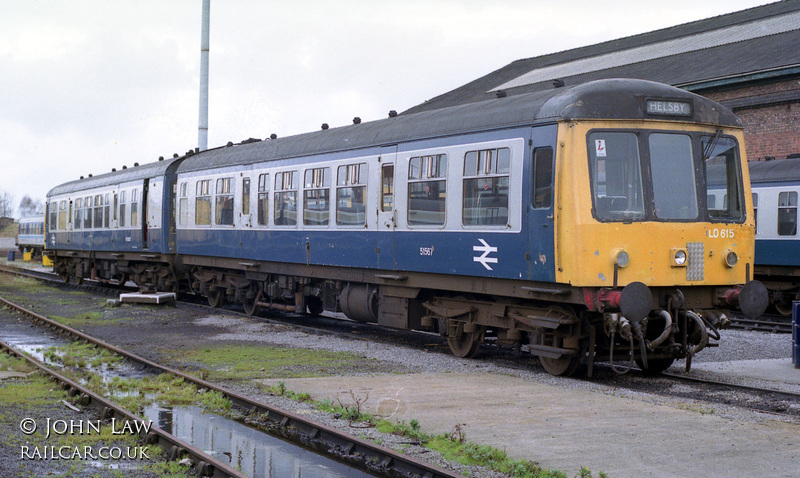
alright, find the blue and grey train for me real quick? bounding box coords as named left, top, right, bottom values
left=16, top=215, right=45, bottom=256
left=46, top=78, right=767, bottom=376
left=748, top=157, right=800, bottom=315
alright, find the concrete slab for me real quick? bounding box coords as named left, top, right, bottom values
left=119, top=292, right=176, bottom=305
left=692, top=358, right=800, bottom=384
left=0, top=371, right=30, bottom=379
left=259, top=373, right=800, bottom=477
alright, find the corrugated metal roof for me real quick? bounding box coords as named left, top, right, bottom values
left=405, top=0, right=800, bottom=115
left=492, top=10, right=800, bottom=92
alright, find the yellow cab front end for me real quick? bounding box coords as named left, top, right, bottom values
left=553, top=117, right=767, bottom=371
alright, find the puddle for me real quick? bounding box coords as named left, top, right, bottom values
left=145, top=404, right=372, bottom=477
left=0, top=315, right=376, bottom=477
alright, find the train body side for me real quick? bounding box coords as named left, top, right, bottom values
left=175, top=126, right=559, bottom=283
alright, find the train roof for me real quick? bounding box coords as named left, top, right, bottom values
left=178, top=78, right=741, bottom=173
left=47, top=156, right=183, bottom=197
left=748, top=157, right=800, bottom=184
left=18, top=215, right=44, bottom=224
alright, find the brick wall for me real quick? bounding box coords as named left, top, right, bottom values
left=701, top=79, right=800, bottom=161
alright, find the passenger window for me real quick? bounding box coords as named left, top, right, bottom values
left=215, top=178, right=234, bottom=226
left=463, top=148, right=510, bottom=225
left=83, top=196, right=92, bottom=229
left=532, top=148, right=553, bottom=209
left=120, top=191, right=127, bottom=227
left=274, top=171, right=298, bottom=226
left=778, top=191, right=797, bottom=236
left=74, top=198, right=82, bottom=230
left=94, top=195, right=103, bottom=229
left=58, top=201, right=67, bottom=230
left=381, top=164, right=394, bottom=212
left=195, top=180, right=211, bottom=226
left=49, top=203, right=58, bottom=231
left=337, top=163, right=367, bottom=226
left=752, top=193, right=758, bottom=234
left=178, top=183, right=188, bottom=226
left=131, top=189, right=139, bottom=227
left=303, top=167, right=330, bottom=226
left=104, top=194, right=110, bottom=228
left=242, top=178, right=250, bottom=216
left=257, top=174, right=270, bottom=226
left=408, top=154, right=447, bottom=226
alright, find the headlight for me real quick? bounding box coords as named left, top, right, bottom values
left=615, top=250, right=629, bottom=268
left=671, top=247, right=688, bottom=267
left=725, top=251, right=738, bottom=268
left=674, top=250, right=687, bottom=265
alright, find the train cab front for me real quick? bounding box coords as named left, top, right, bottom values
left=556, top=115, right=766, bottom=374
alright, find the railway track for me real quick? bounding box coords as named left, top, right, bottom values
left=3, top=262, right=798, bottom=423
left=728, top=313, right=793, bottom=334
left=0, top=291, right=464, bottom=478
left=0, top=339, right=246, bottom=478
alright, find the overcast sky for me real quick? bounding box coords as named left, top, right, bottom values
left=0, top=0, right=777, bottom=215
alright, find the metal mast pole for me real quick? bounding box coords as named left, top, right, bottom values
left=198, top=0, right=210, bottom=151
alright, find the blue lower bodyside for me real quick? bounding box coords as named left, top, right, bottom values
left=756, top=239, right=800, bottom=267
left=177, top=229, right=550, bottom=281
left=49, top=229, right=165, bottom=253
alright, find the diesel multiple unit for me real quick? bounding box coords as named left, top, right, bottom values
left=46, top=79, right=767, bottom=376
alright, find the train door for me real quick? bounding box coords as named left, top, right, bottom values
left=141, top=179, right=149, bottom=249
left=377, top=146, right=397, bottom=269
left=67, top=200, right=73, bottom=243
left=527, top=126, right=557, bottom=282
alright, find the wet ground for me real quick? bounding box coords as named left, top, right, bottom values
left=1, top=270, right=799, bottom=477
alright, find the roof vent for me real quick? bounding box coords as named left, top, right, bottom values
left=134, top=162, right=139, bottom=167
left=112, top=168, right=116, bottom=172
left=173, top=153, right=179, bottom=158
left=227, top=141, right=234, bottom=147
left=122, top=165, right=127, bottom=169
left=321, top=123, right=329, bottom=130
left=88, top=174, right=93, bottom=178
left=270, top=134, right=277, bottom=140
left=553, top=79, right=565, bottom=88
left=495, top=90, right=506, bottom=98
left=388, top=110, right=397, bottom=118
left=80, top=176, right=84, bottom=179
left=353, top=117, right=361, bottom=124
left=158, top=156, right=164, bottom=161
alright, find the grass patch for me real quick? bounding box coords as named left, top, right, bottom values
left=0, top=352, right=36, bottom=374
left=0, top=372, right=66, bottom=405
left=42, top=342, right=124, bottom=370
left=174, top=344, right=378, bottom=380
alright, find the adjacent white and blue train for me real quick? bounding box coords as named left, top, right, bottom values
left=46, top=78, right=767, bottom=376
left=749, top=157, right=800, bottom=315
left=16, top=215, right=45, bottom=256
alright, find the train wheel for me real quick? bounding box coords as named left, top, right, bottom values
left=306, top=297, right=323, bottom=317
left=539, top=355, right=581, bottom=376
left=206, top=288, right=224, bottom=308
left=447, top=324, right=484, bottom=358
left=773, top=297, right=794, bottom=316
left=636, top=357, right=675, bottom=375
left=242, top=290, right=259, bottom=316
